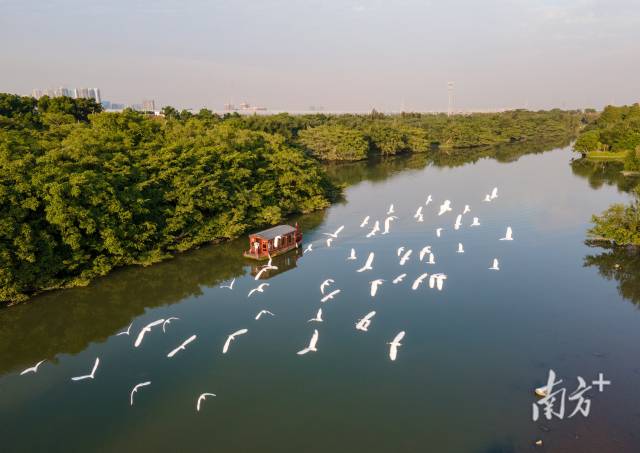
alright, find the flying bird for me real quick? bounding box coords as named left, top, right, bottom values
left=425, top=194, right=433, bottom=205
left=463, top=205, right=471, bottom=214
left=369, top=279, right=384, bottom=297
left=355, top=311, right=376, bottom=332
left=500, top=226, right=513, bottom=241
left=454, top=214, right=462, bottom=230
left=20, top=360, right=46, bottom=376
left=388, top=331, right=405, bottom=361
left=427, top=253, right=435, bottom=265
left=297, top=329, right=319, bottom=355
left=303, top=244, right=313, bottom=253
left=273, top=235, right=282, bottom=248
left=397, top=246, right=405, bottom=257
left=134, top=319, right=165, bottom=348
left=255, top=310, right=275, bottom=320
left=436, top=228, right=443, bottom=238
left=411, top=273, right=429, bottom=290
left=71, top=357, right=100, bottom=381
left=359, top=216, right=370, bottom=228
left=382, top=216, right=397, bottom=234
left=130, top=381, right=151, bottom=406
left=321, top=289, right=341, bottom=303
left=162, top=317, right=179, bottom=333
left=255, top=265, right=278, bottom=280
left=490, top=187, right=498, bottom=200
left=387, top=204, right=395, bottom=215
left=167, top=335, right=197, bottom=358
left=196, top=393, right=217, bottom=412
left=116, top=323, right=133, bottom=336
left=419, top=245, right=432, bottom=262
left=483, top=194, right=492, bottom=202
left=414, top=206, right=423, bottom=219
left=326, top=237, right=333, bottom=247
left=438, top=200, right=452, bottom=216
left=356, top=252, right=375, bottom=272
left=399, top=249, right=412, bottom=266
left=308, top=308, right=323, bottom=323
left=489, top=258, right=500, bottom=271
left=457, top=242, right=464, bottom=253
left=416, top=213, right=424, bottom=222
left=471, top=217, right=480, bottom=226
left=392, top=273, right=407, bottom=284
left=222, top=329, right=248, bottom=354
left=323, top=225, right=345, bottom=238
left=366, top=221, right=381, bottom=238
left=248, top=283, right=269, bottom=298
left=220, top=278, right=235, bottom=290
left=320, top=278, right=335, bottom=294
left=429, top=273, right=447, bottom=291
left=347, top=248, right=357, bottom=260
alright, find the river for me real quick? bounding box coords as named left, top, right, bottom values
left=2, top=142, right=640, bottom=452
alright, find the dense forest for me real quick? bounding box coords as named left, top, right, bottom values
left=1, top=93, right=582, bottom=304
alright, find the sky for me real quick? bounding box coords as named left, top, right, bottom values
left=1, top=0, right=639, bottom=112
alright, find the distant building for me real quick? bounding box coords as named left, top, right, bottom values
left=110, top=103, right=125, bottom=110
left=142, top=99, right=155, bottom=112
left=101, top=100, right=111, bottom=109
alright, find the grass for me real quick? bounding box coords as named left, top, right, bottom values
left=586, top=150, right=628, bottom=161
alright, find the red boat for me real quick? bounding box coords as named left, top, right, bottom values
left=243, top=224, right=302, bottom=260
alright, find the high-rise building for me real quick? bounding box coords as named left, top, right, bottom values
left=142, top=99, right=155, bottom=112
left=88, top=88, right=101, bottom=103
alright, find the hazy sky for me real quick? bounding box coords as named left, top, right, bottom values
left=1, top=0, right=639, bottom=111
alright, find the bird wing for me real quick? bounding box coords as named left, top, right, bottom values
left=90, top=358, right=100, bottom=376
left=364, top=311, right=376, bottom=321
left=394, top=331, right=406, bottom=343
left=133, top=327, right=149, bottom=347
left=335, top=225, right=344, bottom=236
left=255, top=268, right=268, bottom=280
left=389, top=344, right=397, bottom=361
left=297, top=348, right=310, bottom=355
left=222, top=336, right=233, bottom=354
left=247, top=289, right=257, bottom=297
left=309, top=330, right=319, bottom=349
left=365, top=252, right=374, bottom=267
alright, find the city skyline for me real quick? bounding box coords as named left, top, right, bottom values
left=2, top=0, right=639, bottom=111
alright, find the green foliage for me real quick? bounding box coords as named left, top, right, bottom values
left=589, top=187, right=640, bottom=245
left=298, top=125, right=369, bottom=160
left=0, top=97, right=336, bottom=304
left=575, top=104, right=640, bottom=154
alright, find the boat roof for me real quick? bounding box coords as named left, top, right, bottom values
left=251, top=224, right=296, bottom=240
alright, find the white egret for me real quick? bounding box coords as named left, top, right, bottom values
left=397, top=246, right=405, bottom=257
left=196, top=393, right=217, bottom=412
left=463, top=205, right=471, bottom=214
left=454, top=214, right=462, bottom=230
left=116, top=323, right=133, bottom=336
left=436, top=228, right=443, bottom=238
left=490, top=187, right=498, bottom=200
left=220, top=278, right=235, bottom=290
left=438, top=200, right=452, bottom=216
left=320, top=278, right=335, bottom=294
left=416, top=213, right=424, bottom=222
left=359, top=216, right=370, bottom=228
left=167, top=335, right=197, bottom=358
left=347, top=248, right=357, bottom=260
left=20, top=360, right=46, bottom=376
left=274, top=235, right=282, bottom=248
left=429, top=273, right=447, bottom=291
left=382, top=215, right=397, bottom=235
left=356, top=252, right=375, bottom=272
left=414, top=206, right=423, bottom=219
left=387, top=204, right=395, bottom=215
left=247, top=283, right=269, bottom=298
left=471, top=217, right=480, bottom=227
left=369, top=279, right=384, bottom=297
left=71, top=357, right=100, bottom=381
left=500, top=226, right=513, bottom=241
left=392, top=273, right=407, bottom=284
left=419, top=245, right=432, bottom=262
left=323, top=225, right=345, bottom=238
left=411, top=273, right=429, bottom=290
left=308, top=308, right=323, bottom=323
left=222, top=329, right=248, bottom=354
left=321, top=289, right=341, bottom=303
left=427, top=253, right=435, bottom=265
left=399, top=249, right=412, bottom=266
left=490, top=258, right=500, bottom=271
left=457, top=242, right=464, bottom=253
left=134, top=319, right=165, bottom=348
left=255, top=265, right=278, bottom=280
left=388, top=331, right=405, bottom=361
left=162, top=317, right=180, bottom=333
left=483, top=194, right=491, bottom=202
left=255, top=310, right=275, bottom=320
left=366, top=220, right=380, bottom=238
left=425, top=194, right=433, bottom=205
left=303, top=244, right=313, bottom=253
left=355, top=311, right=376, bottom=332
left=297, top=329, right=319, bottom=355
left=326, top=238, right=333, bottom=247
left=130, top=381, right=151, bottom=406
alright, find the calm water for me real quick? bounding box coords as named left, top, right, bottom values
left=2, top=144, right=640, bottom=453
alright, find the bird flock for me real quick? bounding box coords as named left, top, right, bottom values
left=17, top=186, right=514, bottom=412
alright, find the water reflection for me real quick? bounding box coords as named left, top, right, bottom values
left=584, top=242, right=640, bottom=306
left=570, top=158, right=640, bottom=192
left=250, top=248, right=303, bottom=280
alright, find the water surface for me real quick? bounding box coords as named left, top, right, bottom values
left=2, top=144, right=640, bottom=452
